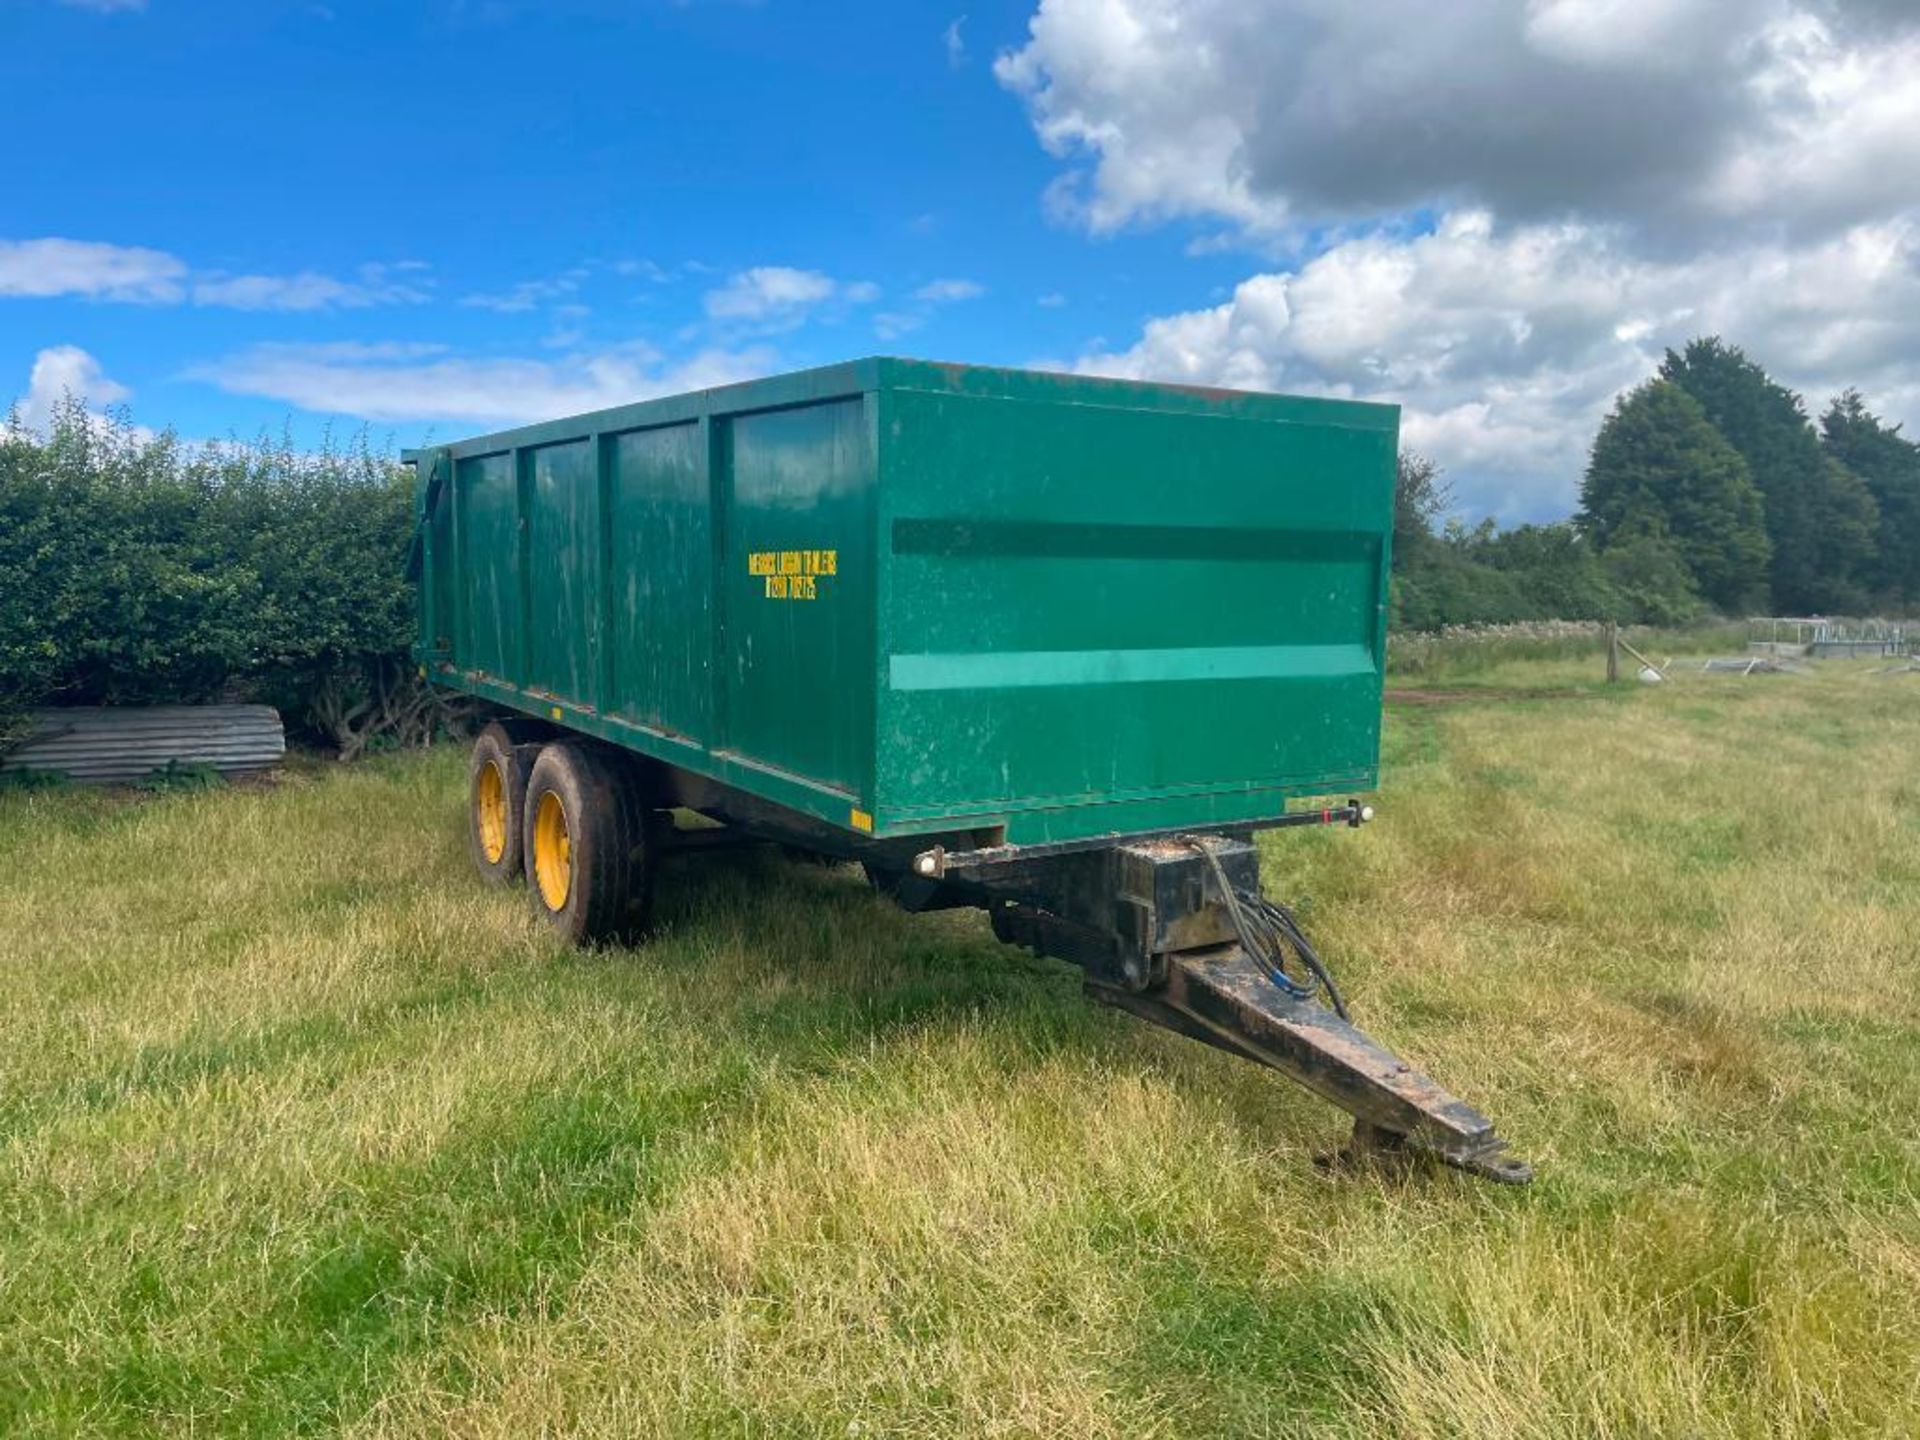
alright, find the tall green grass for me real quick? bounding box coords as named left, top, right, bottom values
left=1387, top=620, right=1749, bottom=683
left=2, top=660, right=1917, bottom=1436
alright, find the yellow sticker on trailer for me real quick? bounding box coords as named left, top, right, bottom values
left=749, top=549, right=836, bottom=600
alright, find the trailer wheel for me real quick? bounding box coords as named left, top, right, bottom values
left=523, top=741, right=650, bottom=945
left=467, top=721, right=540, bottom=884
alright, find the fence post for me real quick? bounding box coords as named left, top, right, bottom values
left=1607, top=621, right=1620, bottom=684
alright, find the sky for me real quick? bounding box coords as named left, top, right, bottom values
left=4, top=0, right=1919, bottom=522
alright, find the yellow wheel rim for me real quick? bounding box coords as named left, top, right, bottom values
left=476, top=759, right=508, bottom=865
left=533, top=790, right=571, bottom=911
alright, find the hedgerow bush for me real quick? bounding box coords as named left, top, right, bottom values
left=0, top=398, right=460, bottom=756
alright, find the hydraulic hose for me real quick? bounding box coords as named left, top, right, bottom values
left=1183, top=838, right=1349, bottom=1020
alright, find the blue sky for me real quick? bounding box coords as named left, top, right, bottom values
left=1, top=0, right=1255, bottom=445
left=7, top=0, right=1918, bottom=521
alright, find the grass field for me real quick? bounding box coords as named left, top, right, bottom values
left=4, top=653, right=1919, bottom=1437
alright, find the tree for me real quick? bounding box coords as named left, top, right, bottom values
left=1598, top=530, right=1703, bottom=627
left=1390, top=449, right=1694, bottom=628
left=1660, top=337, right=1879, bottom=613
left=1474, top=522, right=1626, bottom=621
left=1578, top=378, right=1771, bottom=614
left=1392, top=450, right=1448, bottom=576
left=1820, top=390, right=1920, bottom=609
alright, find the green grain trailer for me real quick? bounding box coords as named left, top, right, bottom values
left=407, top=358, right=1528, bottom=1182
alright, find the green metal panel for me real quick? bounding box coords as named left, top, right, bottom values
left=411, top=358, right=1395, bottom=845
left=606, top=422, right=710, bottom=738
left=455, top=452, right=520, bottom=680
left=721, top=398, right=873, bottom=798
left=873, top=362, right=1393, bottom=841
left=523, top=438, right=600, bottom=706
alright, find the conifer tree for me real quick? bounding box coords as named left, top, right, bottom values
left=1579, top=378, right=1771, bottom=613
left=1661, top=338, right=1879, bottom=613
left=1820, top=390, right=1920, bottom=607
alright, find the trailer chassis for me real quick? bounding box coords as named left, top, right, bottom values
left=650, top=781, right=1532, bottom=1185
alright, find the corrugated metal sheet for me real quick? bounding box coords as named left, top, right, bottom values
left=2, top=705, right=285, bottom=783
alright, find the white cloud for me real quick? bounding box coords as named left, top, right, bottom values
left=873, top=312, right=924, bottom=342
left=944, top=15, right=968, bottom=67
left=193, top=263, right=430, bottom=311
left=703, top=267, right=877, bottom=330
left=872, top=278, right=986, bottom=342
left=190, top=341, right=780, bottom=427
left=1070, top=212, right=1920, bottom=520
left=0, top=237, right=430, bottom=311
left=459, top=270, right=587, bottom=313
left=1522, top=0, right=1749, bottom=69
left=253, top=340, right=449, bottom=362
left=997, top=0, right=1268, bottom=234
left=1037, top=291, right=1067, bottom=308
left=914, top=277, right=986, bottom=303
left=8, top=345, right=132, bottom=433
left=999, top=0, right=1920, bottom=521
left=613, top=258, right=675, bottom=283
left=0, top=238, right=185, bottom=302
left=542, top=303, right=591, bottom=349
left=996, top=0, right=1920, bottom=242
left=1702, top=14, right=1920, bottom=236
left=705, top=267, right=834, bottom=319
left=58, top=0, right=146, bottom=12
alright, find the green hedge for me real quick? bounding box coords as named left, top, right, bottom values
left=1, top=399, right=438, bottom=755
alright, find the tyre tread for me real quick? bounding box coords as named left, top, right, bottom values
left=523, top=739, right=653, bottom=945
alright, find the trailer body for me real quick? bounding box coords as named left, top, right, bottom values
left=410, top=358, right=1394, bottom=848
left=411, top=360, right=1529, bottom=1182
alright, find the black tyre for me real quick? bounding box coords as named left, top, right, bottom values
left=467, top=721, right=538, bottom=884
left=522, top=741, right=651, bottom=945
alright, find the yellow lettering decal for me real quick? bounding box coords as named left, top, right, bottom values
left=748, top=548, right=838, bottom=600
